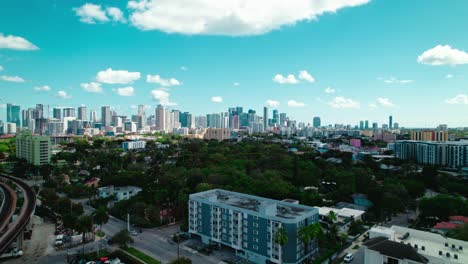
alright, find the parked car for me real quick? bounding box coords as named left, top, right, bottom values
left=129, top=230, right=138, bottom=236
left=344, top=253, right=354, bottom=263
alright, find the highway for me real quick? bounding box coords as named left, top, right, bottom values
left=0, top=174, right=37, bottom=254
left=0, top=181, right=17, bottom=233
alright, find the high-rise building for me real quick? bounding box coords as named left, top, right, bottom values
left=189, top=189, right=319, bottom=264
left=272, top=110, right=279, bottom=125
left=313, top=117, right=321, bottom=128
left=372, top=122, right=378, bottom=129
left=16, top=131, right=51, bottom=165
left=6, top=103, right=21, bottom=127
left=53, top=108, right=62, bottom=120
left=263, top=107, right=268, bottom=130
left=138, top=104, right=145, bottom=115
left=35, top=104, right=44, bottom=119
left=78, top=106, right=87, bottom=120
left=101, top=106, right=111, bottom=127
left=90, top=110, right=97, bottom=122
left=359, top=121, right=364, bottom=130
left=279, top=113, right=287, bottom=126
left=63, top=107, right=76, bottom=118
left=22, top=108, right=35, bottom=128
left=155, top=104, right=166, bottom=131
left=365, top=120, right=369, bottom=129
left=389, top=115, right=393, bottom=129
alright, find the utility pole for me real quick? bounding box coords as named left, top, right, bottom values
left=127, top=213, right=130, bottom=232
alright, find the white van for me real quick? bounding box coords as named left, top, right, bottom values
left=55, top=234, right=64, bottom=246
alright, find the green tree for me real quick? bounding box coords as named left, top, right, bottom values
left=93, top=207, right=109, bottom=231
left=298, top=225, right=312, bottom=255
left=110, top=229, right=134, bottom=248
left=274, top=227, right=288, bottom=264
left=76, top=214, right=93, bottom=244
left=448, top=223, right=468, bottom=242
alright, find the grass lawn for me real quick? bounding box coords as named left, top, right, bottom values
left=125, top=247, right=161, bottom=264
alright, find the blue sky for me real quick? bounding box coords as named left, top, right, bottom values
left=1, top=0, right=468, bottom=127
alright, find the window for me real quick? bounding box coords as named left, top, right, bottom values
left=253, top=245, right=258, bottom=250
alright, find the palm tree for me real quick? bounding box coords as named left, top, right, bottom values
left=298, top=225, right=312, bottom=255
left=310, top=222, right=324, bottom=249
left=274, top=227, right=288, bottom=264
left=93, top=207, right=109, bottom=231
left=76, top=215, right=93, bottom=255
left=327, top=211, right=337, bottom=223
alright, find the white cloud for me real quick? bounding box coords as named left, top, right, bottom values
left=57, top=90, right=71, bottom=99
left=106, top=7, right=126, bottom=23
left=380, top=77, right=414, bottom=84
left=34, top=85, right=51, bottom=92
left=369, top=103, right=377, bottom=109
left=298, top=70, right=315, bottom=83
left=287, top=100, right=306, bottom=107
left=127, top=0, right=369, bottom=36
left=0, top=104, right=6, bottom=109
left=418, top=45, right=468, bottom=66
left=325, top=87, right=335, bottom=93
left=233, top=82, right=240, bottom=86
left=81, top=82, right=103, bottom=93
left=445, top=74, right=454, bottom=79
left=265, top=99, right=280, bottom=108
left=1, top=75, right=25, bottom=82
left=328, top=96, right=360, bottom=109
left=0, top=65, right=3, bottom=71
left=376, top=97, right=395, bottom=107
left=211, top=96, right=223, bottom=103
left=446, top=94, right=468, bottom=105
left=96, top=68, right=141, bottom=84
left=180, top=66, right=188, bottom=71
left=146, top=74, right=180, bottom=86
left=0, top=33, right=39, bottom=50
left=151, top=89, right=176, bottom=106
left=74, top=3, right=109, bottom=24
left=116, top=86, right=135, bottom=96
left=273, top=74, right=298, bottom=84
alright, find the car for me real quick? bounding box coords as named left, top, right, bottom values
left=344, top=253, right=354, bottom=263
left=129, top=230, right=138, bottom=236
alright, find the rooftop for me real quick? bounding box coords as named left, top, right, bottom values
left=190, top=189, right=317, bottom=220
left=364, top=237, right=428, bottom=263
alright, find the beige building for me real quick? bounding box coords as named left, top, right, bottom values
left=204, top=128, right=231, bottom=141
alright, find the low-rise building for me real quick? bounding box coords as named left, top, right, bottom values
left=122, top=140, right=146, bottom=151
left=189, top=189, right=319, bottom=264
left=314, top=206, right=365, bottom=233
left=98, top=185, right=142, bottom=202
left=367, top=225, right=468, bottom=263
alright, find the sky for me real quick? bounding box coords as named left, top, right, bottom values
left=1, top=0, right=468, bottom=128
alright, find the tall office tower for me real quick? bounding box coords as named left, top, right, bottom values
left=195, top=115, right=207, bottom=128
left=89, top=110, right=97, bottom=122
left=313, top=117, right=321, bottom=128
left=230, top=115, right=240, bottom=129
left=112, top=116, right=123, bottom=127
left=53, top=108, right=61, bottom=120
left=155, top=104, right=166, bottom=131
left=63, top=107, right=76, bottom=118
left=209, top=113, right=222, bottom=128
left=359, top=121, right=364, bottom=130
left=179, top=112, right=190, bottom=128
left=77, top=106, right=87, bottom=120
left=272, top=110, right=279, bottom=125
left=22, top=108, right=35, bottom=128
left=394, top=123, right=399, bottom=129
left=389, top=115, right=393, bottom=129
left=35, top=104, right=44, bottom=119
left=365, top=120, right=369, bottom=129
left=438, top=124, right=448, bottom=131
left=372, top=122, right=378, bottom=129
left=101, top=106, right=111, bottom=126
left=206, top=114, right=211, bottom=127
left=7, top=103, right=21, bottom=127
left=47, top=119, right=64, bottom=136
left=263, top=107, right=268, bottom=130
left=279, top=113, right=287, bottom=126
left=235, top=106, right=243, bottom=116
left=138, top=104, right=145, bottom=115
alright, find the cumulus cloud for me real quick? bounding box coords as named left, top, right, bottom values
left=0, top=65, right=3, bottom=71
left=376, top=97, right=395, bottom=107
left=81, top=82, right=103, bottom=93
left=233, top=82, right=240, bottom=86
left=116, top=86, right=135, bottom=96
left=265, top=99, right=280, bottom=108
left=418, top=45, right=468, bottom=66
left=380, top=77, right=414, bottom=84
left=180, top=66, right=188, bottom=71
left=446, top=94, right=468, bottom=105
left=287, top=100, right=306, bottom=107
left=0, top=33, right=39, bottom=50
left=106, top=7, right=126, bottom=23
left=273, top=74, right=299, bottom=84
left=1, top=75, right=25, bottom=82
left=146, top=74, right=180, bottom=86
left=96, top=68, right=141, bottom=84
left=151, top=89, right=176, bottom=106
left=328, top=96, right=360, bottom=109
left=445, top=74, right=454, bottom=79
left=298, top=70, right=315, bottom=83
left=127, top=0, right=370, bottom=35
left=211, top=96, right=223, bottom=103
left=34, top=85, right=51, bottom=92
left=57, top=90, right=71, bottom=99
left=325, top=87, right=335, bottom=93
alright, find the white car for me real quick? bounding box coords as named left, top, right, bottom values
left=129, top=230, right=138, bottom=236
left=344, top=253, right=354, bottom=263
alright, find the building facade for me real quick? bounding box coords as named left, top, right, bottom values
left=16, top=131, right=51, bottom=165
left=189, top=189, right=319, bottom=264
left=122, top=140, right=146, bottom=151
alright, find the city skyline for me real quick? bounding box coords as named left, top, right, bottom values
left=1, top=0, right=468, bottom=127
